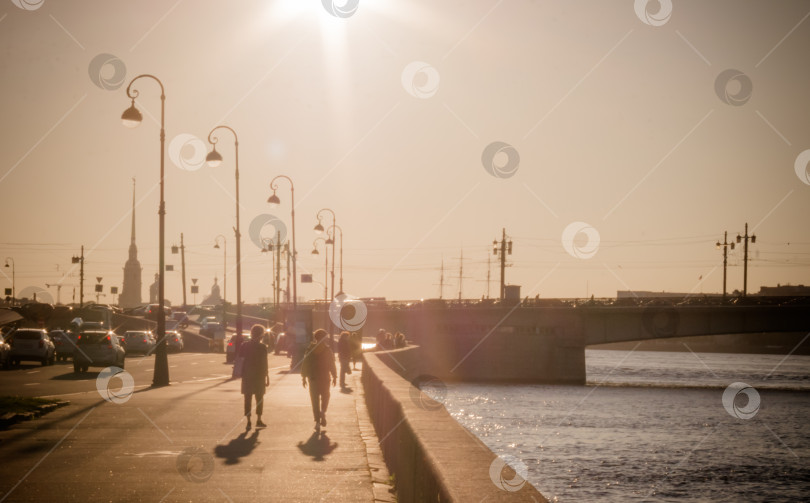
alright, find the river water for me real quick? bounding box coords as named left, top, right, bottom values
left=423, top=349, right=810, bottom=502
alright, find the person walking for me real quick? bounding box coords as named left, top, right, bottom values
left=301, top=328, right=336, bottom=432
left=349, top=331, right=362, bottom=370
left=337, top=331, right=351, bottom=388
left=241, top=324, right=270, bottom=429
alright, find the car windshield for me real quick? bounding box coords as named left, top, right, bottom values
left=15, top=331, right=41, bottom=340
left=78, top=333, right=112, bottom=345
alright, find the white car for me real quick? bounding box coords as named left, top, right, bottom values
left=9, top=328, right=55, bottom=366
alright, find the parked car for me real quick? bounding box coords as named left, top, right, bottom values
left=124, top=330, right=156, bottom=355
left=73, top=330, right=126, bottom=373
left=8, top=328, right=55, bottom=367
left=0, top=334, right=10, bottom=368
left=50, top=329, right=78, bottom=362
left=165, top=330, right=184, bottom=353
left=170, top=311, right=189, bottom=328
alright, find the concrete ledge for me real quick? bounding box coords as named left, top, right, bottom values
left=363, top=349, right=547, bottom=502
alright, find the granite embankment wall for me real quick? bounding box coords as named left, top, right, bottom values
left=362, top=346, right=547, bottom=502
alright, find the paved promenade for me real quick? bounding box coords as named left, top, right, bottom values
left=0, top=354, right=393, bottom=502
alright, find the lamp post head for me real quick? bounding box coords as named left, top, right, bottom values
left=325, top=237, right=334, bottom=245
left=267, top=192, right=281, bottom=206
left=311, top=248, right=319, bottom=255
left=121, top=100, right=142, bottom=128
left=314, top=222, right=324, bottom=233
left=214, top=243, right=220, bottom=249
left=736, top=234, right=742, bottom=244
left=206, top=147, right=223, bottom=168
left=751, top=235, right=756, bottom=244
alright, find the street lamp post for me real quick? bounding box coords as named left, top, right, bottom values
left=267, top=175, right=297, bottom=318
left=3, top=258, right=14, bottom=305
left=121, top=74, right=169, bottom=387
left=314, top=208, right=336, bottom=300
left=311, top=238, right=329, bottom=302
left=206, top=126, right=243, bottom=337
left=326, top=224, right=344, bottom=296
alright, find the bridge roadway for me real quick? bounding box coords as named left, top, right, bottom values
left=355, top=299, right=810, bottom=384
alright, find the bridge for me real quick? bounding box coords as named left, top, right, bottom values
left=356, top=298, right=810, bottom=384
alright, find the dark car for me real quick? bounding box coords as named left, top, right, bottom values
left=170, top=311, right=189, bottom=328
left=50, top=329, right=78, bottom=362
left=164, top=330, right=184, bottom=353
left=0, top=334, right=10, bottom=368
left=73, top=330, right=126, bottom=373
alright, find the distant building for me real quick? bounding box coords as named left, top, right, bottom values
left=119, top=180, right=142, bottom=308
left=758, top=284, right=810, bottom=296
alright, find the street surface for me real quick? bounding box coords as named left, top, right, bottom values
left=0, top=338, right=385, bottom=502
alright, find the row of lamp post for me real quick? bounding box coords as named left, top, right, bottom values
left=121, top=74, right=252, bottom=387
left=120, top=72, right=353, bottom=383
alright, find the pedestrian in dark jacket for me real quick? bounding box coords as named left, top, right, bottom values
left=337, top=331, right=351, bottom=388
left=301, top=329, right=337, bottom=432
left=241, top=324, right=269, bottom=429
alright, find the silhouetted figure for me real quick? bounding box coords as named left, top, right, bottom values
left=394, top=331, right=406, bottom=349
left=349, top=331, right=362, bottom=370
left=241, top=324, right=269, bottom=429
left=337, top=331, right=351, bottom=388
left=301, top=329, right=336, bottom=433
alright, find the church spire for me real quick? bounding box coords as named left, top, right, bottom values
left=130, top=177, right=136, bottom=245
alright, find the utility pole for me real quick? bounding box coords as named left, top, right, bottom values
left=457, top=249, right=472, bottom=300
left=180, top=233, right=187, bottom=308
left=276, top=231, right=282, bottom=307
left=493, top=229, right=512, bottom=300
left=285, top=242, right=291, bottom=304
left=438, top=257, right=445, bottom=299
left=716, top=231, right=735, bottom=300
left=71, top=246, right=84, bottom=307
left=737, top=223, right=757, bottom=297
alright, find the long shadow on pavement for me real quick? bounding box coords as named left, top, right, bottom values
left=214, top=429, right=260, bottom=465
left=297, top=432, right=337, bottom=462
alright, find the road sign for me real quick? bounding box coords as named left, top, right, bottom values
left=301, top=274, right=313, bottom=283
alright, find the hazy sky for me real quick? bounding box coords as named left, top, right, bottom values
left=1, top=0, right=809, bottom=305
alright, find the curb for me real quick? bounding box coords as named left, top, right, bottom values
left=0, top=400, right=69, bottom=430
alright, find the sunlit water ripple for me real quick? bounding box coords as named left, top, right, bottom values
left=422, top=350, right=810, bottom=502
